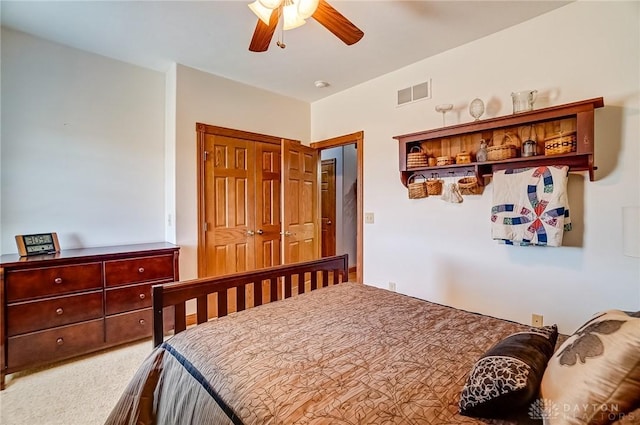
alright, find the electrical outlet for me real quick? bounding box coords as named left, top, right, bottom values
left=532, top=314, right=544, bottom=327
left=365, top=212, right=375, bottom=224
left=388, top=282, right=397, bottom=292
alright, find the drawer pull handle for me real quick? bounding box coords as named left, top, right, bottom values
left=138, top=267, right=145, bottom=273
left=54, top=277, right=63, bottom=284
left=139, top=319, right=146, bottom=325
left=56, top=337, right=64, bottom=346
left=56, top=308, right=64, bottom=315
left=139, top=293, right=145, bottom=300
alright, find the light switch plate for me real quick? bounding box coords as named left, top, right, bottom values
left=365, top=212, right=375, bottom=224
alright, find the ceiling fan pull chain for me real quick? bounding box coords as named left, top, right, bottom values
left=276, top=7, right=286, bottom=49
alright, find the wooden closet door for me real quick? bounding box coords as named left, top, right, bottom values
left=202, top=134, right=256, bottom=276
left=282, top=139, right=320, bottom=264
left=254, top=142, right=281, bottom=269
left=198, top=125, right=321, bottom=283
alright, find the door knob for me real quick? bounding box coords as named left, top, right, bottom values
left=327, top=220, right=332, bottom=225
left=282, top=231, right=292, bottom=237
left=256, top=229, right=264, bottom=235
left=247, top=230, right=255, bottom=236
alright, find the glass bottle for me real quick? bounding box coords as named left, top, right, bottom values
left=476, top=139, right=488, bottom=162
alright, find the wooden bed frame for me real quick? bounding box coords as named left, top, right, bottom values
left=152, top=254, right=349, bottom=347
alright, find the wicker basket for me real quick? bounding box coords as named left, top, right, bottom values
left=436, top=156, right=454, bottom=166
left=487, top=134, right=518, bottom=161
left=407, top=174, right=428, bottom=199
left=407, top=146, right=428, bottom=168
left=457, top=176, right=480, bottom=195
left=544, top=131, right=577, bottom=156
left=455, top=151, right=472, bottom=164
left=426, top=177, right=443, bottom=195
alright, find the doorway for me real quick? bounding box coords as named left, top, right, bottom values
left=311, top=131, right=363, bottom=284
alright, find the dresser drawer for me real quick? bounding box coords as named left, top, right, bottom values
left=105, top=309, right=152, bottom=344
left=7, top=291, right=103, bottom=337
left=5, top=263, right=103, bottom=302
left=105, top=255, right=174, bottom=287
left=7, top=319, right=104, bottom=371
left=105, top=283, right=152, bottom=315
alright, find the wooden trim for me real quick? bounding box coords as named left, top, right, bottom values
left=310, top=131, right=364, bottom=285
left=310, top=131, right=363, bottom=150
left=195, top=123, right=283, bottom=145
left=196, top=128, right=206, bottom=278
left=153, top=254, right=349, bottom=347
left=186, top=313, right=197, bottom=328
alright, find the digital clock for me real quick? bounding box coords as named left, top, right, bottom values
left=15, top=233, right=61, bottom=256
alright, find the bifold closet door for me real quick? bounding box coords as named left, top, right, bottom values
left=201, top=134, right=282, bottom=278
left=254, top=142, right=281, bottom=269
left=202, top=134, right=257, bottom=277
left=282, top=139, right=320, bottom=264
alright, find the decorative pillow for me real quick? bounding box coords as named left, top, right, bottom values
left=540, top=310, right=640, bottom=425
left=459, top=325, right=558, bottom=419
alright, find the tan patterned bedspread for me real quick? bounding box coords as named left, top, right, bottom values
left=106, top=282, right=631, bottom=425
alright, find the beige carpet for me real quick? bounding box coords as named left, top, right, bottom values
left=0, top=340, right=153, bottom=425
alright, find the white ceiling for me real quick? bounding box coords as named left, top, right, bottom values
left=1, top=1, right=570, bottom=103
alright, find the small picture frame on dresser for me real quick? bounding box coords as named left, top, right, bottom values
left=15, top=232, right=61, bottom=256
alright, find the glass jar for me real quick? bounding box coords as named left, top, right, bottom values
left=511, top=90, right=537, bottom=113
left=522, top=139, right=537, bottom=157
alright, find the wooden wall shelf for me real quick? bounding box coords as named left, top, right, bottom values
left=393, top=97, right=604, bottom=187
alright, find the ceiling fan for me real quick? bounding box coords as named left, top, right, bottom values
left=248, top=0, right=364, bottom=52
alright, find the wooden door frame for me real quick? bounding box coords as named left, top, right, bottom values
left=311, top=131, right=364, bottom=284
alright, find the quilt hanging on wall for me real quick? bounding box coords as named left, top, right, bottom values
left=491, top=165, right=571, bottom=247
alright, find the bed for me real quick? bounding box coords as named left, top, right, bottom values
left=105, top=255, right=640, bottom=425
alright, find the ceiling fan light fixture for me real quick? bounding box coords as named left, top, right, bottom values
left=248, top=0, right=273, bottom=25
left=247, top=0, right=363, bottom=52
left=282, top=0, right=306, bottom=30
left=257, top=0, right=283, bottom=9
left=296, top=0, right=319, bottom=19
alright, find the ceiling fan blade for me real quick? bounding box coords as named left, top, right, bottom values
left=249, top=7, right=280, bottom=52
left=312, top=0, right=364, bottom=46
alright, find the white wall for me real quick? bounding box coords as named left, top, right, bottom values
left=172, top=64, right=310, bottom=279
left=311, top=1, right=640, bottom=333
left=164, top=63, right=178, bottom=245
left=1, top=28, right=166, bottom=253
left=0, top=29, right=310, bottom=279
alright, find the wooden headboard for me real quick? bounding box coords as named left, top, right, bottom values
left=152, top=254, right=349, bottom=346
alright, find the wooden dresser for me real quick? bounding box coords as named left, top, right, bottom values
left=0, top=242, right=179, bottom=389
